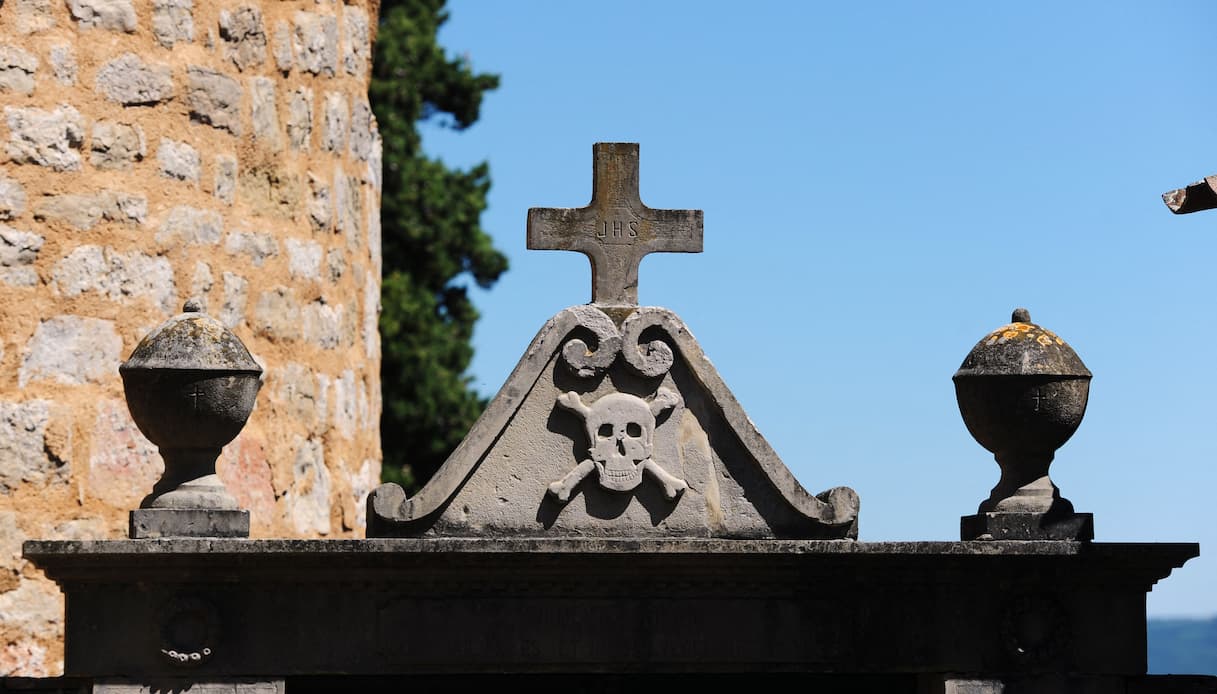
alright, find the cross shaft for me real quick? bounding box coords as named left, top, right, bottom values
left=527, top=143, right=703, bottom=306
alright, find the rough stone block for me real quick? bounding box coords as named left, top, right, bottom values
left=225, top=230, right=279, bottom=266
left=4, top=104, right=83, bottom=171
left=96, top=54, right=174, bottom=105
left=215, top=154, right=237, bottom=205
left=289, top=437, right=330, bottom=535
left=348, top=97, right=374, bottom=161
left=52, top=245, right=176, bottom=311
left=157, top=205, right=223, bottom=246
left=293, top=12, right=338, bottom=77
left=220, top=271, right=248, bottom=328
left=307, top=171, right=330, bottom=231
left=342, top=6, right=370, bottom=76
left=49, top=44, right=77, bottom=85
left=157, top=138, right=201, bottom=183
left=129, top=509, right=250, bottom=539
left=252, top=286, right=302, bottom=341
left=12, top=0, right=55, bottom=34
left=152, top=0, right=194, bottom=48
left=186, top=66, right=241, bottom=134
left=0, top=45, right=38, bottom=95
left=250, top=77, right=281, bottom=150
left=220, top=5, right=267, bottom=71
left=0, top=225, right=42, bottom=287
left=367, top=201, right=381, bottom=276
left=287, top=87, right=313, bottom=151
left=0, top=400, right=58, bottom=492
left=88, top=399, right=161, bottom=508
left=274, top=362, right=322, bottom=430
left=0, top=173, right=26, bottom=220
left=19, top=315, right=121, bottom=387
left=326, top=247, right=345, bottom=282
left=334, top=169, right=361, bottom=242
left=272, top=20, right=293, bottom=73
left=363, top=271, right=379, bottom=359
left=33, top=190, right=146, bottom=230
left=66, top=0, right=136, bottom=32
left=191, top=261, right=213, bottom=309
left=91, top=121, right=146, bottom=170
left=321, top=92, right=347, bottom=153
left=238, top=167, right=300, bottom=218
left=302, top=300, right=344, bottom=349
left=286, top=238, right=321, bottom=280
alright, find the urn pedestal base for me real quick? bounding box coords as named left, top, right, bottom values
left=961, top=511, right=1093, bottom=541
left=129, top=509, right=250, bottom=539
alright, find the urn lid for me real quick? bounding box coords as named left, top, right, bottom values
left=952, top=308, right=1090, bottom=379
left=120, top=300, right=262, bottom=374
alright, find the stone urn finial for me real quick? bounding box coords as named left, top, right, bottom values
left=120, top=300, right=263, bottom=538
left=953, top=308, right=1093, bottom=541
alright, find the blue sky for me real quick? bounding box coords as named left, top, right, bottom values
left=420, top=2, right=1217, bottom=617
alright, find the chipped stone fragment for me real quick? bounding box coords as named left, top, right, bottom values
left=0, top=174, right=26, bottom=221
left=220, top=5, right=267, bottom=71
left=348, top=97, right=374, bottom=161
left=13, top=0, right=55, bottom=34
left=90, top=121, right=146, bottom=170
left=272, top=20, right=293, bottom=73
left=0, top=225, right=42, bottom=287
left=19, top=316, right=121, bottom=387
left=322, top=92, right=347, bottom=153
left=157, top=139, right=201, bottom=183
left=293, top=12, right=338, bottom=77
left=48, top=44, right=76, bottom=85
left=286, top=238, right=322, bottom=280
left=152, top=0, right=194, bottom=48
left=220, top=271, right=248, bottom=329
left=0, top=401, right=56, bottom=492
left=52, top=245, right=176, bottom=312
left=307, top=171, right=331, bottom=231
left=33, top=191, right=146, bottom=230
left=0, top=46, right=38, bottom=95
left=4, top=105, right=84, bottom=171
left=287, top=88, right=313, bottom=151
left=225, top=230, right=279, bottom=266
left=253, top=286, right=302, bottom=341
left=250, top=77, right=281, bottom=150
left=342, top=5, right=370, bottom=76
left=66, top=0, right=137, bottom=32
left=96, top=54, right=174, bottom=105
left=215, top=154, right=237, bottom=205
left=186, top=67, right=241, bottom=135
left=156, top=206, right=223, bottom=246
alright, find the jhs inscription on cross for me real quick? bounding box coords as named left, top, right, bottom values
left=527, top=143, right=703, bottom=306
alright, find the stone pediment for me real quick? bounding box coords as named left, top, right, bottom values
left=368, top=304, right=859, bottom=539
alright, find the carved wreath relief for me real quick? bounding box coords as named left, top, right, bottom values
left=548, top=388, right=688, bottom=502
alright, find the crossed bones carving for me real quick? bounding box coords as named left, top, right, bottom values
left=548, top=388, right=688, bottom=502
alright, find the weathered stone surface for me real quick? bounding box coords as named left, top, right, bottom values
left=0, top=172, right=26, bottom=221
left=302, top=300, right=344, bottom=349
left=326, top=248, right=345, bottom=282
left=225, top=231, right=279, bottom=266
left=52, top=245, right=176, bottom=312
left=334, top=169, right=361, bottom=242
left=252, top=286, right=302, bottom=341
left=19, top=315, right=121, bottom=387
left=275, top=362, right=320, bottom=429
left=287, top=88, right=313, bottom=151
left=96, top=54, right=174, bottom=105
left=331, top=369, right=357, bottom=439
left=0, top=45, right=38, bottom=95
left=88, top=399, right=161, bottom=508
left=33, top=190, right=146, bottom=230
left=156, top=205, right=222, bottom=246
left=363, top=271, right=379, bottom=359
left=48, top=44, right=76, bottom=85
left=307, top=171, right=330, bottom=231
left=152, top=0, right=194, bottom=47
left=186, top=66, right=241, bottom=134
left=293, top=12, right=338, bottom=77
left=66, top=0, right=136, bottom=32
left=285, top=237, right=321, bottom=280
left=218, top=436, right=276, bottom=531
left=0, top=511, right=22, bottom=591
left=348, top=97, right=374, bottom=161
left=90, top=121, right=146, bottom=170
left=366, top=127, right=383, bottom=191
left=0, top=400, right=58, bottom=492
left=322, top=92, right=347, bottom=153
left=214, top=154, right=237, bottom=205
left=0, top=579, right=59, bottom=671
left=238, top=167, right=300, bottom=218
left=191, top=261, right=213, bottom=310
left=156, top=138, right=200, bottom=183
left=0, top=225, right=42, bottom=287
left=272, top=20, right=293, bottom=73
left=347, top=459, right=378, bottom=530
left=342, top=5, right=370, bottom=76
left=12, top=0, right=55, bottom=34
left=4, top=104, right=84, bottom=171
left=367, top=200, right=381, bottom=276
left=220, top=271, right=248, bottom=329
left=289, top=437, right=331, bottom=535
left=250, top=77, right=281, bottom=150
left=220, top=5, right=267, bottom=71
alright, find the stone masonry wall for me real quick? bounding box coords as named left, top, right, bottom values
left=0, top=0, right=382, bottom=675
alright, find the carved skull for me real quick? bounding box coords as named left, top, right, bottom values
left=557, top=388, right=681, bottom=493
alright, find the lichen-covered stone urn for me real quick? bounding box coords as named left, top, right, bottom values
left=120, top=300, right=262, bottom=538
left=953, top=308, right=1093, bottom=540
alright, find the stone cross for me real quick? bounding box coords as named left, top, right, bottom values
left=527, top=143, right=703, bottom=306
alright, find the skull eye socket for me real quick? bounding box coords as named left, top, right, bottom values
left=597, top=423, right=613, bottom=438
left=626, top=422, right=642, bottom=437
